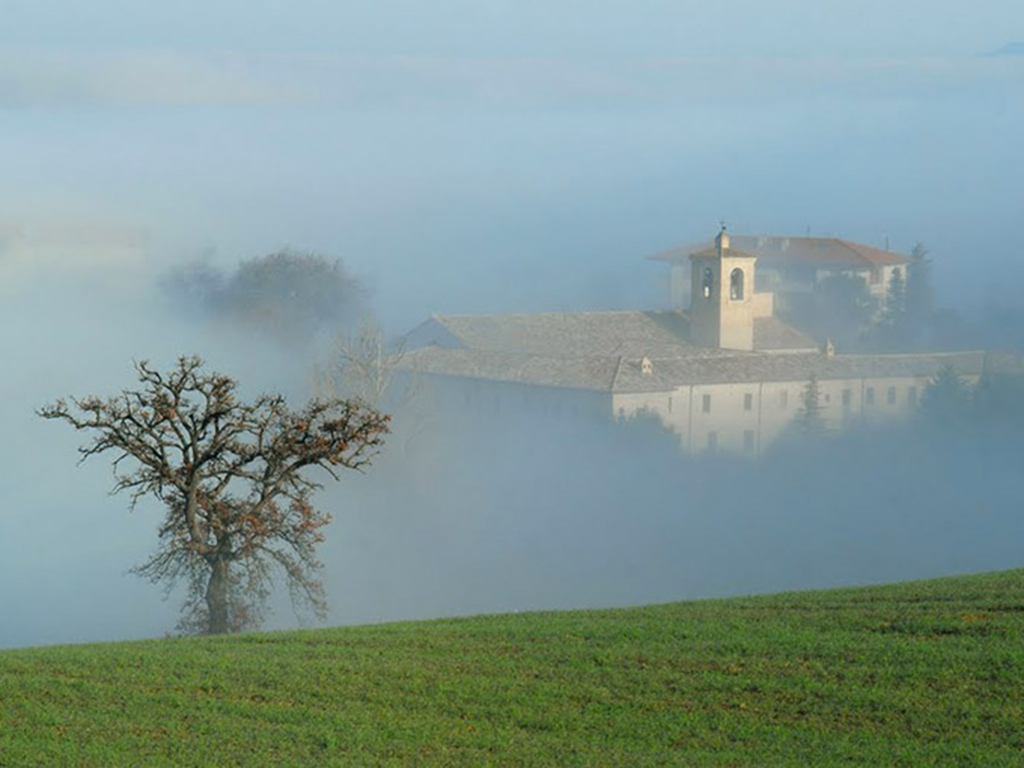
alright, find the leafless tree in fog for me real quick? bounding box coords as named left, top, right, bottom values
left=39, top=356, right=390, bottom=635
left=313, top=313, right=410, bottom=408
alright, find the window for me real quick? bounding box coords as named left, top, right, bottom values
left=707, top=432, right=718, bottom=452
left=702, top=394, right=711, bottom=413
left=702, top=267, right=714, bottom=299
left=866, top=387, right=875, bottom=406
left=887, top=386, right=896, bottom=405
left=730, top=268, right=745, bottom=300
left=743, top=430, right=755, bottom=453
left=668, top=396, right=673, bottom=413
left=908, top=386, right=918, bottom=408
left=842, top=389, right=851, bottom=410
left=779, top=390, right=789, bottom=409
left=744, top=393, right=753, bottom=411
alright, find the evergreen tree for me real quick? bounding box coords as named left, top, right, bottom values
left=870, top=267, right=908, bottom=350
left=920, top=364, right=971, bottom=429
left=905, top=242, right=934, bottom=348
left=795, top=373, right=828, bottom=438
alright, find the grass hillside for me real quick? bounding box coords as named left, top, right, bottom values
left=3, top=570, right=1024, bottom=766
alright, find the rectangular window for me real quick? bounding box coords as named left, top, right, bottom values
left=842, top=389, right=851, bottom=410
left=866, top=387, right=875, bottom=406
left=744, top=393, right=753, bottom=411
left=908, top=386, right=918, bottom=408
left=887, top=386, right=896, bottom=405
left=743, top=430, right=755, bottom=453
left=707, top=431, right=718, bottom=452
left=779, top=390, right=788, bottom=409
left=702, top=394, right=711, bottom=413
left=668, top=396, right=673, bottom=413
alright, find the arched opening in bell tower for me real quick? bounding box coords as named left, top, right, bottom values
left=730, top=268, right=745, bottom=300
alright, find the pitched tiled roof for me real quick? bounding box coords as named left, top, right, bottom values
left=406, top=310, right=816, bottom=358
left=406, top=311, right=702, bottom=358
left=653, top=235, right=909, bottom=269
left=402, top=347, right=986, bottom=394
left=753, top=316, right=817, bottom=351
left=401, top=347, right=622, bottom=391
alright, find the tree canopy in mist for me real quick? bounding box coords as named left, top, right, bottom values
left=161, top=249, right=366, bottom=344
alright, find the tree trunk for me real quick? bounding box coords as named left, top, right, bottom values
left=205, top=557, right=230, bottom=635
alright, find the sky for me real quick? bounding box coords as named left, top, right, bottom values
left=1, top=2, right=1023, bottom=648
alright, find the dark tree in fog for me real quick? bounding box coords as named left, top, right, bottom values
left=162, top=249, right=365, bottom=343
left=795, top=373, right=828, bottom=438
left=905, top=243, right=934, bottom=334
left=920, top=364, right=971, bottom=429
left=39, top=356, right=390, bottom=635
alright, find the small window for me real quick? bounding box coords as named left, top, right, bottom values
left=908, top=386, right=918, bottom=408
left=779, top=390, right=789, bottom=409
left=887, top=386, right=896, bottom=405
left=743, top=430, right=755, bottom=453
left=866, top=387, right=875, bottom=406
left=702, top=394, right=711, bottom=413
left=702, top=267, right=714, bottom=299
left=707, top=431, right=718, bottom=452
left=842, top=389, right=851, bottom=410
left=743, top=393, right=753, bottom=411
left=668, top=396, right=673, bottom=413
left=730, top=268, right=745, bottom=300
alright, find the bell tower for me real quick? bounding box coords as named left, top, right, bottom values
left=689, top=227, right=758, bottom=351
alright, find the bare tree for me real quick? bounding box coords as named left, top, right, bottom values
left=39, top=356, right=390, bottom=635
left=314, top=313, right=409, bottom=408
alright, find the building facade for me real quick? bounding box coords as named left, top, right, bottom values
left=402, top=230, right=981, bottom=455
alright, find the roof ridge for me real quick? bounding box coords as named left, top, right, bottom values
left=611, top=355, right=626, bottom=390
left=435, top=309, right=648, bottom=319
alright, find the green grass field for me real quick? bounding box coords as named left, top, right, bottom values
left=3, top=570, right=1024, bottom=766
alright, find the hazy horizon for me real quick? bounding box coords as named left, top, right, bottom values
left=2, top=2, right=1023, bottom=649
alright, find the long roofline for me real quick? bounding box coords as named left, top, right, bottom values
left=650, top=234, right=910, bottom=267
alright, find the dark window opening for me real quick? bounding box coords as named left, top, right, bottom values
left=702, top=394, right=711, bottom=413
left=887, top=386, right=896, bottom=405
left=744, top=393, right=753, bottom=411
left=702, top=267, right=714, bottom=299
left=730, top=268, right=745, bottom=300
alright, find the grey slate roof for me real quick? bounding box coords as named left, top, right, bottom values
left=405, top=310, right=817, bottom=358
left=400, top=308, right=983, bottom=395
left=402, top=347, right=986, bottom=394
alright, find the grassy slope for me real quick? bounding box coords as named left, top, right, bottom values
left=2, top=570, right=1024, bottom=767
